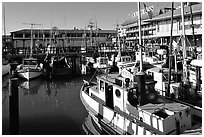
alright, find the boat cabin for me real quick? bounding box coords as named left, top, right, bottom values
left=23, top=58, right=38, bottom=66
left=146, top=67, right=175, bottom=96
left=135, top=52, right=148, bottom=62
left=189, top=59, right=202, bottom=92
left=94, top=57, right=109, bottom=69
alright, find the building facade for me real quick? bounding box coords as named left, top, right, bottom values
left=121, top=3, right=202, bottom=56
left=9, top=27, right=117, bottom=54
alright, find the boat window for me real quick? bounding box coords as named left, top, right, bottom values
left=100, top=80, right=104, bottom=91
left=127, top=88, right=138, bottom=107
left=24, top=60, right=37, bottom=65
left=115, top=89, right=121, bottom=98
left=153, top=109, right=169, bottom=119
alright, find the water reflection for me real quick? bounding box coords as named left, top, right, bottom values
left=2, top=75, right=89, bottom=135
left=82, top=114, right=103, bottom=135
left=19, top=77, right=43, bottom=95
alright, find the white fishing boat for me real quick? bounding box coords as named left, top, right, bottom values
left=2, top=58, right=10, bottom=76
left=80, top=66, right=201, bottom=135
left=16, top=23, right=43, bottom=80
left=16, top=58, right=42, bottom=80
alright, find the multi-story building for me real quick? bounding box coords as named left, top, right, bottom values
left=10, top=27, right=116, bottom=53
left=122, top=3, right=202, bottom=56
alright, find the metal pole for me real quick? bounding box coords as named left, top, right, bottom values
left=9, top=78, right=19, bottom=135
left=117, top=22, right=121, bottom=58
left=138, top=2, right=143, bottom=72
left=181, top=2, right=188, bottom=84
left=30, top=23, right=33, bottom=57
left=136, top=2, right=146, bottom=106
left=189, top=3, right=196, bottom=47
left=167, top=2, right=174, bottom=97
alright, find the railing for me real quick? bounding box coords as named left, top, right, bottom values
left=2, top=46, right=136, bottom=57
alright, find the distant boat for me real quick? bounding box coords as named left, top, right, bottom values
left=2, top=58, right=10, bottom=76
left=43, top=26, right=72, bottom=77
left=50, top=56, right=72, bottom=76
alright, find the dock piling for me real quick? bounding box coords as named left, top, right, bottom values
left=9, top=78, right=19, bottom=135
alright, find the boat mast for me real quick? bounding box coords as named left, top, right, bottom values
left=23, top=23, right=42, bottom=57
left=88, top=19, right=94, bottom=52
left=137, top=2, right=143, bottom=71
left=84, top=26, right=87, bottom=53
left=181, top=2, right=188, bottom=84
left=117, top=21, right=121, bottom=59
left=189, top=2, right=197, bottom=58
left=3, top=6, right=6, bottom=46
left=50, top=8, right=53, bottom=50
left=64, top=8, right=67, bottom=52
left=166, top=2, right=174, bottom=97
left=136, top=2, right=147, bottom=106
left=95, top=16, right=99, bottom=55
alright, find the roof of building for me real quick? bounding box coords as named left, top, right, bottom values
left=144, top=3, right=202, bottom=22
left=122, top=8, right=165, bottom=26
left=122, top=3, right=202, bottom=26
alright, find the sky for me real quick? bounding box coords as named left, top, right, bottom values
left=2, top=0, right=183, bottom=35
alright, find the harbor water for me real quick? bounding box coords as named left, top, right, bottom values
left=2, top=74, right=90, bottom=135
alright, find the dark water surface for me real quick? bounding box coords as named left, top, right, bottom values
left=2, top=75, right=90, bottom=135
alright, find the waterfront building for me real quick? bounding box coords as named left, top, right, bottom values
left=122, top=3, right=202, bottom=57
left=9, top=28, right=116, bottom=54
left=2, top=35, right=12, bottom=54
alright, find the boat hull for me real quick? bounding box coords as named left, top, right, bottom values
left=17, top=68, right=42, bottom=80
left=80, top=83, right=202, bottom=135
left=80, top=84, right=157, bottom=135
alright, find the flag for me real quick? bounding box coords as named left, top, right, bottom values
left=143, top=3, right=153, bottom=19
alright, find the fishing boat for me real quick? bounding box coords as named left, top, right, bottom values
left=50, top=56, right=72, bottom=76
left=16, top=23, right=43, bottom=80
left=80, top=64, right=202, bottom=135
left=43, top=26, right=72, bottom=77
left=2, top=58, right=10, bottom=76
left=80, top=2, right=201, bottom=135
left=16, top=57, right=42, bottom=80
